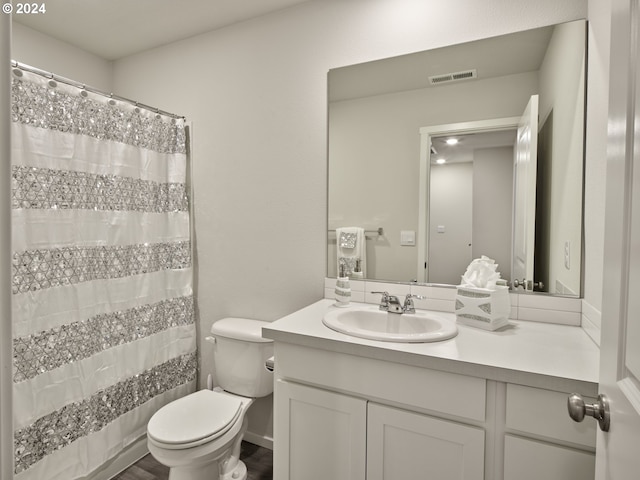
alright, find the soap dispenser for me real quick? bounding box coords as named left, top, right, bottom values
left=351, top=258, right=364, bottom=280
left=335, top=264, right=351, bottom=306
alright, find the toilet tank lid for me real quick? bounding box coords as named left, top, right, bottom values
left=210, top=318, right=273, bottom=343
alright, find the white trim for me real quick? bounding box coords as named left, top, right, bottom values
left=417, top=117, right=520, bottom=282
left=243, top=431, right=274, bottom=451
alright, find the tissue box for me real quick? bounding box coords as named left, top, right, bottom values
left=455, top=286, right=510, bottom=331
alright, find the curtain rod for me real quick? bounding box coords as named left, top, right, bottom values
left=10, top=60, right=186, bottom=121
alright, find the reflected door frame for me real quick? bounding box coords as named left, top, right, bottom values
left=418, top=117, right=520, bottom=283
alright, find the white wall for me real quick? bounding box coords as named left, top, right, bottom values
left=10, top=0, right=590, bottom=445
left=11, top=23, right=113, bottom=91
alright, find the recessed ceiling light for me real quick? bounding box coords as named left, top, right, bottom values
left=436, top=158, right=446, bottom=164
left=446, top=138, right=459, bottom=145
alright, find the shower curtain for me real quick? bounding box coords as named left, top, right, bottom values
left=10, top=68, right=197, bottom=479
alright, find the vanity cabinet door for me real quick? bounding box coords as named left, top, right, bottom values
left=503, top=435, right=595, bottom=480
left=367, top=403, right=485, bottom=480
left=274, top=380, right=366, bottom=480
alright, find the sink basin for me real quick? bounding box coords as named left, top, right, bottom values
left=322, top=305, right=458, bottom=343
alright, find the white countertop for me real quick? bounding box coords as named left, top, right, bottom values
left=263, top=299, right=600, bottom=396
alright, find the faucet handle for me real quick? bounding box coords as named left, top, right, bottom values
left=371, top=291, right=389, bottom=298
left=403, top=294, right=426, bottom=313
left=371, top=291, right=390, bottom=311
left=405, top=293, right=426, bottom=300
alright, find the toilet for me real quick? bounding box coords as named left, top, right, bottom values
left=147, top=318, right=274, bottom=480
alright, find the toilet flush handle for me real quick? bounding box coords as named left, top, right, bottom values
left=265, top=356, right=275, bottom=372
left=205, top=336, right=216, bottom=344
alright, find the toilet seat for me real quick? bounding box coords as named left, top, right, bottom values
left=147, top=390, right=243, bottom=450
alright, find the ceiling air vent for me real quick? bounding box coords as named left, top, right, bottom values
left=429, top=69, right=477, bottom=86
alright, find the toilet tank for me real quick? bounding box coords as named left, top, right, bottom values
left=210, top=318, right=274, bottom=398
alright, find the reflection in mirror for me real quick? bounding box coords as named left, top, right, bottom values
left=427, top=130, right=516, bottom=286
left=327, top=19, right=586, bottom=297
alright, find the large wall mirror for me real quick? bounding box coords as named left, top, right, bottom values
left=327, top=19, right=586, bottom=297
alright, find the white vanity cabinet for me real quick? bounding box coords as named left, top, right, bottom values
left=271, top=342, right=596, bottom=480
left=263, top=300, right=599, bottom=480
left=272, top=342, right=489, bottom=479
left=275, top=379, right=485, bottom=480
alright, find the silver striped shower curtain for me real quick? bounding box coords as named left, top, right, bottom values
left=10, top=67, right=197, bottom=479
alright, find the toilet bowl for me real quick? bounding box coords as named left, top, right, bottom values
left=148, top=389, right=253, bottom=480
left=147, top=318, right=274, bottom=480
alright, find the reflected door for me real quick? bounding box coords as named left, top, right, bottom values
left=512, top=95, right=539, bottom=289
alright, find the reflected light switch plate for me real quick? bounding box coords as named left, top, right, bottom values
left=400, top=230, right=416, bottom=246
left=437, top=225, right=445, bottom=233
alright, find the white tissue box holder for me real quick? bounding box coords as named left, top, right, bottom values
left=455, top=286, right=510, bottom=331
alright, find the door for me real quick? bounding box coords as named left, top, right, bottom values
left=512, top=95, right=539, bottom=290
left=273, top=380, right=367, bottom=480
left=596, top=0, right=640, bottom=477
left=428, top=159, right=473, bottom=284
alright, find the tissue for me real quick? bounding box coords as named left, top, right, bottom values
left=456, top=255, right=510, bottom=331
left=460, top=255, right=502, bottom=290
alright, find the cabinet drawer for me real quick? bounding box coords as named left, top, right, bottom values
left=504, top=435, right=595, bottom=480
left=276, top=343, right=486, bottom=421
left=505, top=384, right=596, bottom=448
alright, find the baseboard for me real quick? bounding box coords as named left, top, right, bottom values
left=85, top=435, right=149, bottom=480
left=243, top=431, right=273, bottom=451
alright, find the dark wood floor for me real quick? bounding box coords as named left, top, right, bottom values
left=112, top=442, right=273, bottom=480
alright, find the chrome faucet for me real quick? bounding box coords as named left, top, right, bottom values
left=372, top=292, right=426, bottom=314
